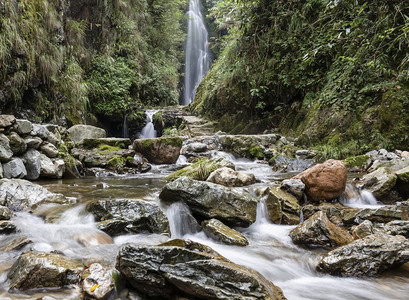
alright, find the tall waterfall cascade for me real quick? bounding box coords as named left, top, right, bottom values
left=183, top=0, right=212, bottom=105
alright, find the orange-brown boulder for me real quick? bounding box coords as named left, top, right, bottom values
left=294, top=159, right=347, bottom=203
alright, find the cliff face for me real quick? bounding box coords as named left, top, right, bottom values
left=194, top=0, right=409, bottom=156
left=0, top=0, right=186, bottom=132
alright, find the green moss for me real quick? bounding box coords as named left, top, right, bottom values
left=167, top=157, right=232, bottom=181
left=161, top=137, right=183, bottom=148
left=98, top=144, right=122, bottom=152
left=107, top=156, right=125, bottom=172
left=249, top=145, right=264, bottom=159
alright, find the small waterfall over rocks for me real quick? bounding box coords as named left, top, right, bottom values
left=183, top=0, right=212, bottom=105
left=139, top=109, right=158, bottom=139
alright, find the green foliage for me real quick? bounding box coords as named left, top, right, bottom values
left=195, top=0, right=409, bottom=152
left=88, top=56, right=134, bottom=118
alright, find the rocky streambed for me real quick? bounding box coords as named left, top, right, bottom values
left=0, top=116, right=409, bottom=299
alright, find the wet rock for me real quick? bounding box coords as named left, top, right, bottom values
left=0, top=236, right=32, bottom=252
left=167, top=157, right=235, bottom=181
left=40, top=154, right=60, bottom=178
left=3, top=157, right=27, bottom=179
left=0, top=115, right=16, bottom=128
left=133, top=137, right=183, bottom=164
left=187, top=142, right=207, bottom=152
left=294, top=159, right=347, bottom=203
left=7, top=251, right=83, bottom=290
left=352, top=220, right=374, bottom=239
left=40, top=142, right=59, bottom=158
left=67, top=124, right=106, bottom=144
left=159, top=239, right=225, bottom=260
left=160, top=177, right=258, bottom=227
left=0, top=205, right=12, bottom=220
left=47, top=131, right=60, bottom=147
left=73, top=231, right=113, bottom=247
left=82, top=263, right=115, bottom=300
left=15, top=119, right=33, bottom=135
left=71, top=148, right=135, bottom=169
left=317, top=234, right=409, bottom=276
left=24, top=136, right=42, bottom=149
left=280, top=178, right=305, bottom=200
left=116, top=244, right=286, bottom=300
left=342, top=203, right=405, bottom=225
left=0, top=133, right=13, bottom=162
left=290, top=211, right=353, bottom=248
left=271, top=155, right=314, bottom=173
left=263, top=187, right=300, bottom=225
left=206, top=167, right=256, bottom=187
left=202, top=218, right=249, bottom=246
left=63, top=154, right=81, bottom=179
left=0, top=179, right=69, bottom=211
left=0, top=220, right=18, bottom=234
left=8, top=132, right=26, bottom=155
left=386, top=220, right=409, bottom=238
left=54, top=158, right=65, bottom=178
left=0, top=162, right=3, bottom=178
left=87, top=198, right=170, bottom=236
left=22, top=148, right=41, bottom=180
left=358, top=167, right=397, bottom=201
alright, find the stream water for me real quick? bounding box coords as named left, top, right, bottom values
left=138, top=109, right=158, bottom=139
left=0, top=160, right=408, bottom=299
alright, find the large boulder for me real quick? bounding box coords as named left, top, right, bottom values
left=80, top=137, right=131, bottom=149
left=160, top=177, right=258, bottom=227
left=167, top=157, right=235, bottom=181
left=87, top=198, right=170, bottom=236
left=67, top=124, right=106, bottom=144
left=3, top=157, right=27, bottom=179
left=7, top=251, right=83, bottom=290
left=202, top=218, right=249, bottom=246
left=8, top=132, right=26, bottom=155
left=0, top=134, right=13, bottom=162
left=263, top=187, right=301, bottom=225
left=71, top=147, right=135, bottom=169
left=207, top=167, right=256, bottom=187
left=293, top=159, right=347, bottom=202
left=289, top=211, right=353, bottom=248
left=116, top=244, right=286, bottom=300
left=317, top=234, right=409, bottom=276
left=23, top=149, right=41, bottom=180
left=0, top=179, right=69, bottom=211
left=133, top=137, right=183, bottom=164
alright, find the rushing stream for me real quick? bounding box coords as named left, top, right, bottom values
left=0, top=159, right=408, bottom=299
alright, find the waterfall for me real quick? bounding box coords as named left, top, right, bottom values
left=183, top=0, right=212, bottom=105
left=122, top=114, right=129, bottom=138
left=139, top=109, right=158, bottom=139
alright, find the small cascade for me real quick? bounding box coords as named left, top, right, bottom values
left=176, top=155, right=188, bottom=165
left=164, top=202, right=201, bottom=238
left=139, top=109, right=158, bottom=139
left=341, top=184, right=381, bottom=208
left=183, top=0, right=212, bottom=105
left=122, top=114, right=129, bottom=138
left=255, top=198, right=270, bottom=225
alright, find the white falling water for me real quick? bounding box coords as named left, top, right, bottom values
left=183, top=0, right=212, bottom=105
left=341, top=184, right=381, bottom=208
left=139, top=109, right=158, bottom=139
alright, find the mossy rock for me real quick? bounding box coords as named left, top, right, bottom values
left=167, top=157, right=235, bottom=181
left=132, top=137, right=183, bottom=164
left=107, top=156, right=125, bottom=173
left=80, top=138, right=131, bottom=150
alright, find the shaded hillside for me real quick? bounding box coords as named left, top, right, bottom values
left=193, top=0, right=409, bottom=157
left=0, top=0, right=186, bottom=133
